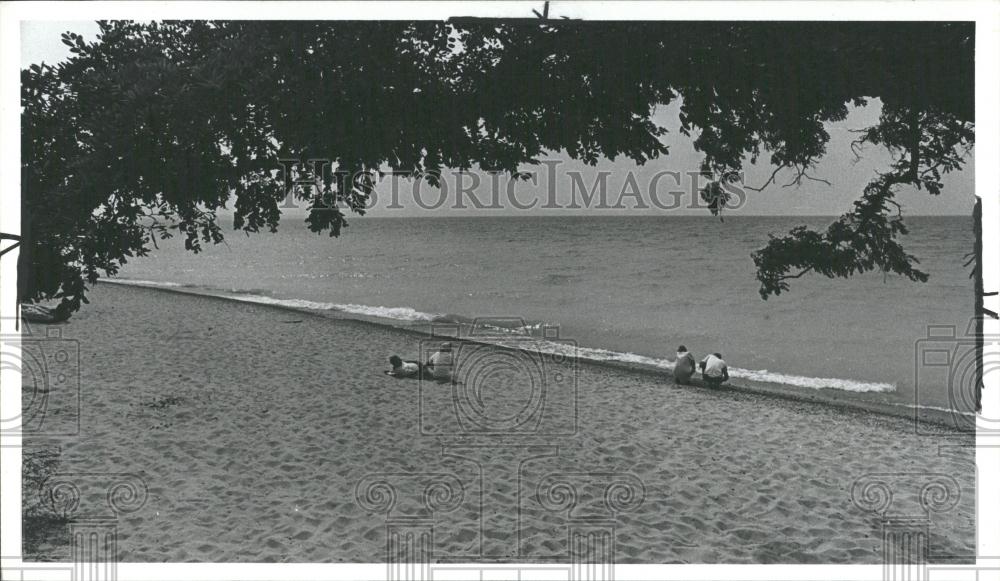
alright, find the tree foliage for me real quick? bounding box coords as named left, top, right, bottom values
left=20, top=20, right=974, bottom=310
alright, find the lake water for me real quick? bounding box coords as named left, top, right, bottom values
left=115, top=214, right=975, bottom=409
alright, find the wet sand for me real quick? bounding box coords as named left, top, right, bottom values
left=23, top=284, right=975, bottom=563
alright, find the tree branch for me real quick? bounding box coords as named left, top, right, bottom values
left=745, top=165, right=785, bottom=192
left=776, top=266, right=815, bottom=282
left=782, top=164, right=831, bottom=188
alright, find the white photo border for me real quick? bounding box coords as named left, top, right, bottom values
left=1, top=2, right=997, bottom=580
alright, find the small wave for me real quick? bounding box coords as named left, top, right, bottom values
left=729, top=367, right=894, bottom=393
left=428, top=314, right=545, bottom=336
left=431, top=313, right=476, bottom=325
left=103, top=277, right=895, bottom=394
left=103, top=278, right=440, bottom=322
left=493, top=339, right=895, bottom=393
left=227, top=294, right=440, bottom=322
left=103, top=278, right=185, bottom=288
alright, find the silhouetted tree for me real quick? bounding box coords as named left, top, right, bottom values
left=20, top=20, right=974, bottom=312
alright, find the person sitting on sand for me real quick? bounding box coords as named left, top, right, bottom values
left=387, top=355, right=421, bottom=378
left=425, top=342, right=454, bottom=381
left=699, top=352, right=729, bottom=387
left=673, top=345, right=696, bottom=385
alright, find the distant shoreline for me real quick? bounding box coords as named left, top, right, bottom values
left=96, top=278, right=975, bottom=430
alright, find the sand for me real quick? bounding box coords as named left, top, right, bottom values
left=22, top=284, right=975, bottom=563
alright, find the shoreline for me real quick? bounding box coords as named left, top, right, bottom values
left=23, top=282, right=976, bottom=562
left=96, top=278, right=972, bottom=430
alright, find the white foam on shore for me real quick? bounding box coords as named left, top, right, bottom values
left=103, top=278, right=185, bottom=288
left=103, top=277, right=895, bottom=394
left=497, top=339, right=895, bottom=393
left=228, top=293, right=441, bottom=322
left=102, top=278, right=441, bottom=321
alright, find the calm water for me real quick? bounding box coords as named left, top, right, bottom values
left=116, top=215, right=974, bottom=406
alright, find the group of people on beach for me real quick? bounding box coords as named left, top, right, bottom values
left=672, top=345, right=729, bottom=387
left=388, top=341, right=729, bottom=388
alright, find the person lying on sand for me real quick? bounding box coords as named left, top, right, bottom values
left=386, top=355, right=421, bottom=378
left=673, top=345, right=696, bottom=385
left=699, top=352, right=729, bottom=387
left=424, top=342, right=454, bottom=382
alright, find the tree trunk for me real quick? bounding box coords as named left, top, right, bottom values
left=973, top=196, right=983, bottom=412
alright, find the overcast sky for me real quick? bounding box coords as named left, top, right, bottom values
left=21, top=20, right=976, bottom=217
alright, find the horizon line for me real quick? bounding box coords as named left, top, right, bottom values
left=345, top=213, right=971, bottom=219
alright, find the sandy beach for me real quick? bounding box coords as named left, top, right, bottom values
left=22, top=284, right=975, bottom=563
